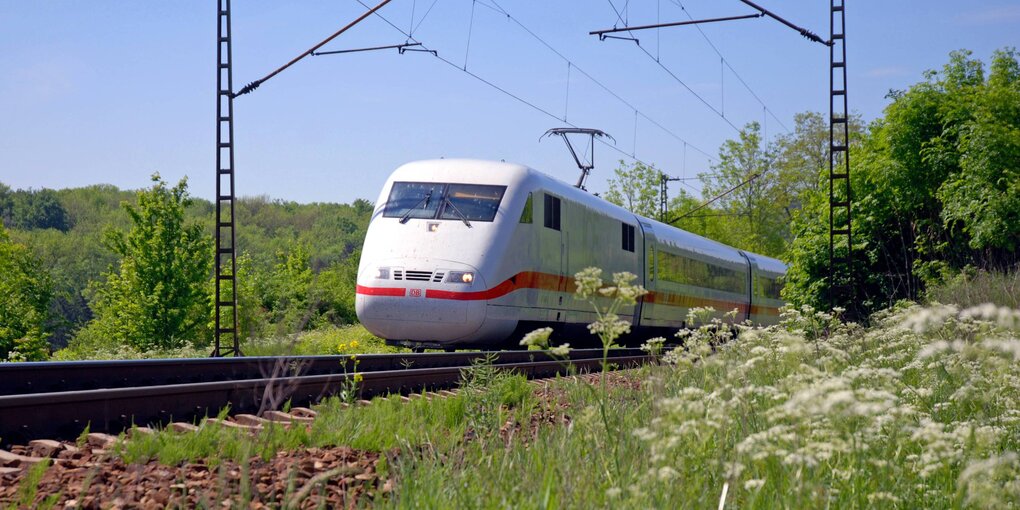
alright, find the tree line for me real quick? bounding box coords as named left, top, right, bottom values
left=0, top=178, right=372, bottom=361
left=604, top=48, right=1019, bottom=318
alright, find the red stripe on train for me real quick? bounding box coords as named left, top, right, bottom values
left=356, top=272, right=782, bottom=316
left=425, top=271, right=573, bottom=300
left=355, top=285, right=406, bottom=297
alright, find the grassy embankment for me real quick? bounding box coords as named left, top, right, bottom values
left=15, top=301, right=1014, bottom=508
left=14, top=269, right=1020, bottom=507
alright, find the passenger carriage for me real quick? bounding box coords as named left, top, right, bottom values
left=355, top=159, right=785, bottom=349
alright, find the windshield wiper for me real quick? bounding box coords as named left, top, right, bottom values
left=442, top=197, right=472, bottom=228
left=398, top=190, right=433, bottom=224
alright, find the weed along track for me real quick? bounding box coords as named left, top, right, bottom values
left=0, top=362, right=649, bottom=508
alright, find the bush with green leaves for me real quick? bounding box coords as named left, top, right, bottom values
left=70, top=174, right=211, bottom=352
left=0, top=223, right=52, bottom=361
left=785, top=48, right=1020, bottom=316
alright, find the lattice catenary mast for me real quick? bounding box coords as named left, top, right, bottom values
left=213, top=0, right=240, bottom=357
left=210, top=0, right=394, bottom=357
left=828, top=0, right=853, bottom=307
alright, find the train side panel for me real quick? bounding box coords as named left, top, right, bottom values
left=746, top=253, right=786, bottom=325
left=639, top=219, right=752, bottom=329
left=484, top=181, right=644, bottom=344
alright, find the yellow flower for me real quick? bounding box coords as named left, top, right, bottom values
left=350, top=340, right=360, bottom=349
left=353, top=373, right=364, bottom=383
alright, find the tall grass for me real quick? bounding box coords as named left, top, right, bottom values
left=241, top=324, right=401, bottom=357
left=387, top=302, right=1020, bottom=508
left=926, top=267, right=1020, bottom=308
left=99, top=267, right=1020, bottom=508
left=117, top=365, right=538, bottom=467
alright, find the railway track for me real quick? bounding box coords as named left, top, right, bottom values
left=0, top=349, right=650, bottom=446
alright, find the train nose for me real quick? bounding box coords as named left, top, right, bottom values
left=355, top=263, right=488, bottom=342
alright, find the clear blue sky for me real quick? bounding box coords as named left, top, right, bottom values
left=1, top=1, right=1017, bottom=204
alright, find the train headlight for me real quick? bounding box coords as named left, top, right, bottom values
left=447, top=271, right=474, bottom=284
left=374, top=267, right=390, bottom=279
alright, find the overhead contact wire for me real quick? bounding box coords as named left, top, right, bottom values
left=478, top=0, right=717, bottom=163
left=669, top=0, right=790, bottom=133
left=605, top=0, right=741, bottom=133
left=564, top=62, right=571, bottom=122
left=352, top=0, right=714, bottom=178
left=412, top=0, right=442, bottom=34
left=463, top=0, right=476, bottom=70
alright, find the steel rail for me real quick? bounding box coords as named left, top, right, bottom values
left=0, top=353, right=651, bottom=446
left=0, top=349, right=644, bottom=396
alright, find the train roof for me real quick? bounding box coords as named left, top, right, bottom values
left=387, top=159, right=787, bottom=273
left=387, top=159, right=532, bottom=187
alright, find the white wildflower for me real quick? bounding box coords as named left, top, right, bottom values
left=549, top=343, right=571, bottom=357
left=960, top=303, right=1020, bottom=330
left=657, top=466, right=679, bottom=481
left=866, top=492, right=900, bottom=504
left=958, top=453, right=1020, bottom=509
left=573, top=267, right=603, bottom=300
left=520, top=327, right=553, bottom=349
left=640, top=337, right=666, bottom=356
left=632, top=427, right=656, bottom=441
left=900, top=303, right=959, bottom=333
left=743, top=479, right=765, bottom=491
left=588, top=313, right=631, bottom=339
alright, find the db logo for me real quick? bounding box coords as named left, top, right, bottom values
left=409, top=288, right=423, bottom=298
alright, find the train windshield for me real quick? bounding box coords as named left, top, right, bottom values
left=384, top=182, right=507, bottom=222
left=384, top=182, right=444, bottom=221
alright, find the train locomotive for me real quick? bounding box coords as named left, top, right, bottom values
left=355, top=159, right=786, bottom=350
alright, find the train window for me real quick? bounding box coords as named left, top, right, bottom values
left=384, top=182, right=507, bottom=222
left=543, top=194, right=561, bottom=230
left=520, top=193, right=533, bottom=223
left=755, top=275, right=783, bottom=299
left=709, top=264, right=746, bottom=294
left=658, top=251, right=707, bottom=287
left=622, top=223, right=635, bottom=252
left=439, top=184, right=507, bottom=222
left=647, top=249, right=655, bottom=281
left=383, top=182, right=444, bottom=220
left=657, top=250, right=745, bottom=294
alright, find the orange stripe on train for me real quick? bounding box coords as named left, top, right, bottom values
left=357, top=271, right=781, bottom=316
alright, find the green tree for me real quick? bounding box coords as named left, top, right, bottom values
left=74, top=175, right=211, bottom=351
left=938, top=49, right=1020, bottom=252
left=261, top=245, right=314, bottom=334
left=310, top=251, right=361, bottom=327
left=603, top=160, right=661, bottom=218
left=0, top=183, right=12, bottom=227
left=9, top=188, right=69, bottom=231
left=0, top=224, right=52, bottom=361
left=773, top=111, right=865, bottom=215
left=208, top=252, right=271, bottom=341
left=785, top=48, right=1020, bottom=316
left=700, top=122, right=786, bottom=256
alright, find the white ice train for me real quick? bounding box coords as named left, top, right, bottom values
left=355, top=159, right=786, bottom=350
